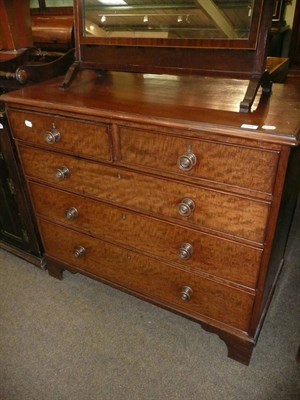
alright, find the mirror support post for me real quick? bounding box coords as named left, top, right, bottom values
left=239, top=71, right=272, bottom=113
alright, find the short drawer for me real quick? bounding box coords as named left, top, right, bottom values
left=118, top=126, right=279, bottom=194
left=8, top=110, right=112, bottom=161
left=20, top=146, right=270, bottom=244
left=30, top=182, right=262, bottom=288
left=40, top=219, right=254, bottom=332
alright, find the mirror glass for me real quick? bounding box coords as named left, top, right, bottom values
left=83, top=0, right=255, bottom=41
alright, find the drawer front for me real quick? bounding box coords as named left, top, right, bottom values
left=40, top=219, right=254, bottom=331
left=8, top=110, right=112, bottom=161
left=118, top=127, right=279, bottom=193
left=30, top=183, right=262, bottom=288
left=20, top=146, right=269, bottom=243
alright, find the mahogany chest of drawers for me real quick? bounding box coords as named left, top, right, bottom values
left=2, top=70, right=300, bottom=364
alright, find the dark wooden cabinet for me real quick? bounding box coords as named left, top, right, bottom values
left=0, top=1, right=74, bottom=264
left=0, top=50, right=44, bottom=265
left=0, top=49, right=73, bottom=265
left=0, top=0, right=38, bottom=263
left=0, top=109, right=44, bottom=264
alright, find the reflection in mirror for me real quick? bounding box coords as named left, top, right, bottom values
left=30, top=0, right=73, bottom=7
left=84, top=0, right=255, bottom=40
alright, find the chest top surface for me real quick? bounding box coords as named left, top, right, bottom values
left=2, top=70, right=300, bottom=146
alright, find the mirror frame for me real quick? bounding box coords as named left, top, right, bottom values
left=73, top=0, right=273, bottom=79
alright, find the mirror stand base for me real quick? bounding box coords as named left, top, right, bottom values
left=60, top=61, right=80, bottom=90
left=239, top=71, right=272, bottom=113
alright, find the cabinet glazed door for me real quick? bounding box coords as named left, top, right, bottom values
left=0, top=115, right=42, bottom=259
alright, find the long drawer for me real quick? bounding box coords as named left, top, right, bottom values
left=39, top=219, right=255, bottom=331
left=19, top=146, right=270, bottom=244
left=118, top=126, right=279, bottom=194
left=8, top=110, right=112, bottom=161
left=30, top=182, right=262, bottom=288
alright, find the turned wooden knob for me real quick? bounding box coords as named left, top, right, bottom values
left=177, top=198, right=195, bottom=217
left=180, top=286, right=193, bottom=302
left=178, top=243, right=193, bottom=260
left=178, top=151, right=197, bottom=171
left=55, top=166, right=70, bottom=181
left=73, top=245, right=86, bottom=258
left=45, top=124, right=60, bottom=144
left=65, top=207, right=78, bottom=220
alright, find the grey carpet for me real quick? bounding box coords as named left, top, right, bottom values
left=0, top=202, right=299, bottom=400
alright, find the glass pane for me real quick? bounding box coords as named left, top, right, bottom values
left=30, top=0, right=40, bottom=8
left=84, top=0, right=255, bottom=40
left=46, top=0, right=73, bottom=6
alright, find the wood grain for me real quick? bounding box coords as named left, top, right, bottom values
left=118, top=126, right=279, bottom=193
left=40, top=219, right=254, bottom=332
left=30, top=182, right=262, bottom=288
left=19, top=146, right=270, bottom=244
left=0, top=0, right=32, bottom=50
left=8, top=110, right=112, bottom=162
